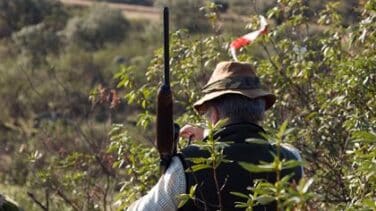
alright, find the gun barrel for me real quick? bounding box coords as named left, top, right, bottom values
left=163, top=7, right=169, bottom=86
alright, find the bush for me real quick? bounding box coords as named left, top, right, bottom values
left=64, top=4, right=130, bottom=50
left=154, top=0, right=211, bottom=32
left=0, top=0, right=66, bottom=38
left=12, top=23, right=60, bottom=61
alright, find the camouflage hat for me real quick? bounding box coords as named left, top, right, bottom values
left=193, top=61, right=276, bottom=113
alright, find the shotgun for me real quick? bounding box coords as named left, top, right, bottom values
left=156, top=7, right=179, bottom=173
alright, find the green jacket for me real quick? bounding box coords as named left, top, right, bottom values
left=179, top=122, right=303, bottom=211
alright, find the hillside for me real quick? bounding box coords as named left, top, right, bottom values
left=60, top=0, right=160, bottom=20
left=59, top=0, right=250, bottom=23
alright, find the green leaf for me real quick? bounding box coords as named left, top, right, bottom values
left=230, top=192, right=249, bottom=199
left=282, top=160, right=303, bottom=169
left=186, top=157, right=208, bottom=164
left=277, top=121, right=288, bottom=139
left=245, top=138, right=269, bottom=145
left=189, top=184, right=197, bottom=197
left=177, top=194, right=190, bottom=208
left=284, top=196, right=301, bottom=204
left=239, top=162, right=275, bottom=173
left=352, top=131, right=376, bottom=144
left=255, top=195, right=275, bottom=205
left=301, top=178, right=314, bottom=193
left=188, top=164, right=211, bottom=172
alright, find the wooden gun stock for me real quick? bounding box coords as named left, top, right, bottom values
left=156, top=86, right=173, bottom=153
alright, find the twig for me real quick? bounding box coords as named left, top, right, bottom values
left=185, top=159, right=209, bottom=211
left=261, top=43, right=310, bottom=106
left=211, top=139, right=224, bottom=211
left=19, top=66, right=43, bottom=99
left=103, top=175, right=111, bottom=211
left=27, top=192, right=48, bottom=211
left=212, top=163, right=223, bottom=211
left=220, top=176, right=229, bottom=192
left=48, top=65, right=117, bottom=178
left=45, top=189, right=49, bottom=211
left=56, top=189, right=81, bottom=211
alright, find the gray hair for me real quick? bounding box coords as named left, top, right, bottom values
left=205, top=94, right=266, bottom=124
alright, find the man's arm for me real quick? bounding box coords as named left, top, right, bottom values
left=127, top=156, right=186, bottom=211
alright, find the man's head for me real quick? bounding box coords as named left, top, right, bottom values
left=201, top=95, right=266, bottom=124
left=194, top=61, right=275, bottom=124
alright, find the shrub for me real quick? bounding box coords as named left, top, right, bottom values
left=154, top=0, right=211, bottom=32
left=0, top=0, right=66, bottom=38
left=63, top=4, right=130, bottom=50
left=12, top=23, right=60, bottom=61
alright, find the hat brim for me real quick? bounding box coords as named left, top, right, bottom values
left=193, top=89, right=276, bottom=114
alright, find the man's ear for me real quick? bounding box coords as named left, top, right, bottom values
left=211, top=106, right=219, bottom=124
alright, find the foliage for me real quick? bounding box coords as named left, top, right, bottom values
left=107, top=124, right=159, bottom=209
left=254, top=1, right=375, bottom=208
left=0, top=2, right=158, bottom=210
left=227, top=0, right=274, bottom=16
left=12, top=23, right=60, bottom=64
left=0, top=0, right=374, bottom=210
left=0, top=0, right=67, bottom=38
left=344, top=131, right=376, bottom=210
left=63, top=4, right=130, bottom=50
left=154, top=0, right=211, bottom=32
left=233, top=122, right=315, bottom=211
left=25, top=119, right=118, bottom=211
left=113, top=0, right=375, bottom=210
left=186, top=119, right=230, bottom=172
left=177, top=119, right=230, bottom=209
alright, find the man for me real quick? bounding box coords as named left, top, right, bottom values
left=127, top=61, right=303, bottom=211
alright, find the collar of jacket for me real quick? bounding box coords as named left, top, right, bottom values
left=204, top=122, right=267, bottom=144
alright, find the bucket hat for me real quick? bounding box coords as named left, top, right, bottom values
left=193, top=61, right=276, bottom=113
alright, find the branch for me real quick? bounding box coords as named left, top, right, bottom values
left=27, top=192, right=48, bottom=211
left=20, top=66, right=43, bottom=99
left=103, top=175, right=111, bottom=211
left=56, top=189, right=81, bottom=211
left=212, top=166, right=223, bottom=211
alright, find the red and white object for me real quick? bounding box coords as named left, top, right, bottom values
left=230, top=15, right=268, bottom=61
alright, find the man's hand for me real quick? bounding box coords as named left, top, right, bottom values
left=180, top=125, right=204, bottom=141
